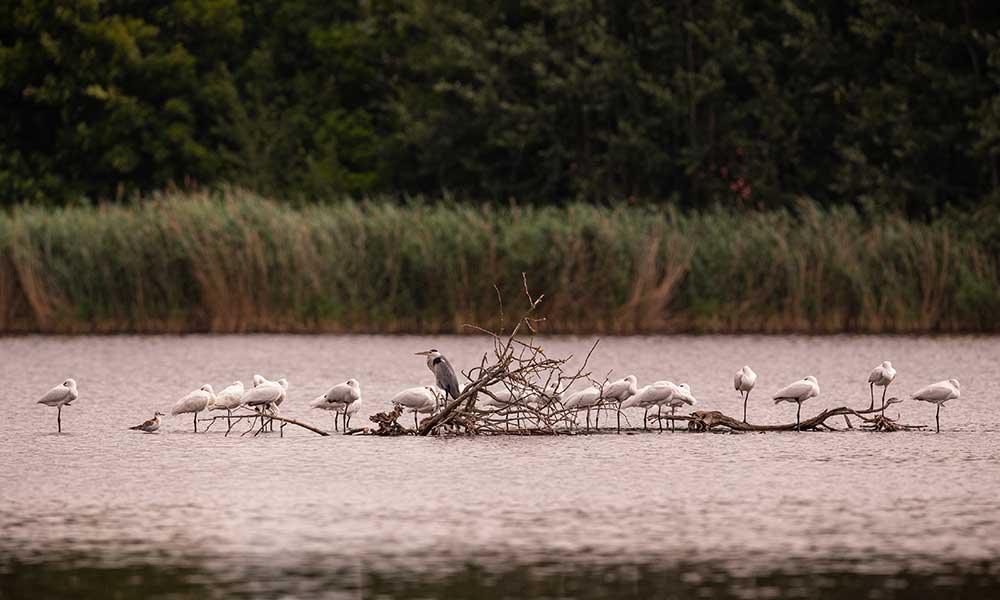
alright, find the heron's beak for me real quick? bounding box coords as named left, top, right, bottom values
left=414, top=350, right=431, bottom=356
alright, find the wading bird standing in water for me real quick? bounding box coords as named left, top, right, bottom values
left=416, top=349, right=461, bottom=401
left=211, top=381, right=245, bottom=431
left=911, top=378, right=960, bottom=433
left=172, top=384, right=215, bottom=432
left=391, top=386, right=444, bottom=429
left=734, top=365, right=757, bottom=423
left=311, top=379, right=363, bottom=431
left=130, top=411, right=164, bottom=433
left=564, top=386, right=602, bottom=431
left=243, top=377, right=288, bottom=432
left=868, top=361, right=897, bottom=413
left=663, top=383, right=697, bottom=432
left=37, top=378, right=79, bottom=433
left=621, top=381, right=676, bottom=431
left=604, top=375, right=638, bottom=433
left=772, top=376, right=820, bottom=431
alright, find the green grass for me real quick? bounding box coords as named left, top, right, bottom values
left=1, top=189, right=997, bottom=333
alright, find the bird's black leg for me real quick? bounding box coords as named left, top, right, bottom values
left=743, top=391, right=748, bottom=423
left=796, top=403, right=801, bottom=431
left=869, top=383, right=874, bottom=411
left=194, top=412, right=198, bottom=433
left=658, top=405, right=663, bottom=433
left=643, top=407, right=649, bottom=431
left=936, top=404, right=940, bottom=433
left=881, top=386, right=887, bottom=414
left=616, top=403, right=621, bottom=434
left=57, top=406, right=62, bottom=433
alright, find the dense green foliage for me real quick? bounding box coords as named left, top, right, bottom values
left=2, top=1, right=999, bottom=212
left=1, top=190, right=997, bottom=333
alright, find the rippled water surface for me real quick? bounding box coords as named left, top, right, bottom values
left=2, top=334, right=999, bottom=598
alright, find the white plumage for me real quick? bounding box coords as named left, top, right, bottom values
left=212, top=381, right=245, bottom=411
left=867, top=360, right=897, bottom=411
left=772, top=375, right=820, bottom=430
left=171, top=384, right=215, bottom=433
left=734, top=365, right=757, bottom=423
left=911, top=378, right=960, bottom=433
left=36, top=378, right=79, bottom=433
left=311, top=379, right=363, bottom=430
left=621, top=381, right=676, bottom=431
left=391, top=386, right=443, bottom=429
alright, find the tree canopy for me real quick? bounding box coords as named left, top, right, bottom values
left=2, top=0, right=999, bottom=214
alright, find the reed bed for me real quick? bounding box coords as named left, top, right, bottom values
left=1, top=190, right=997, bottom=334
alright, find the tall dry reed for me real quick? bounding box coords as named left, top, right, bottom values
left=0, top=190, right=996, bottom=333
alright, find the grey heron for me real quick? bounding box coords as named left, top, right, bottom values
left=911, top=378, right=960, bottom=433
left=772, top=376, right=820, bottom=431
left=868, top=361, right=897, bottom=412
left=130, top=412, right=165, bottom=433
left=734, top=365, right=757, bottom=423
left=36, top=378, right=79, bottom=433
left=172, top=384, right=216, bottom=432
left=415, top=349, right=461, bottom=401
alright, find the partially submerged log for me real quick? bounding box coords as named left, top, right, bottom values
left=645, top=405, right=927, bottom=433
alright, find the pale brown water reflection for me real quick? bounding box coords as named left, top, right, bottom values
left=1, top=334, right=999, bottom=598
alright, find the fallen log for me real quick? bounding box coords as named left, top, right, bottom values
left=646, top=405, right=927, bottom=432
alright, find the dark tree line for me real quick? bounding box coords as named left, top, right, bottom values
left=2, top=0, right=999, bottom=213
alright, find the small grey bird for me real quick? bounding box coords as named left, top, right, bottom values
left=415, top=349, right=461, bottom=400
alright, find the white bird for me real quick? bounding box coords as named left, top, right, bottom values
left=772, top=376, right=820, bottom=431
left=211, top=381, right=245, bottom=431
left=734, top=365, right=757, bottom=423
left=621, top=381, right=675, bottom=431
left=604, top=375, right=638, bottom=433
left=563, top=386, right=603, bottom=431
left=36, top=378, right=79, bottom=433
left=172, top=384, right=216, bottom=432
left=311, top=379, right=362, bottom=431
left=867, top=360, right=897, bottom=412
left=477, top=386, right=530, bottom=430
left=911, top=378, right=960, bottom=433
left=391, top=386, right=443, bottom=429
left=243, top=377, right=288, bottom=432
left=129, top=411, right=164, bottom=433
left=662, top=382, right=697, bottom=432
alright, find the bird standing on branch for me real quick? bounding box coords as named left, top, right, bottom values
left=415, top=349, right=461, bottom=401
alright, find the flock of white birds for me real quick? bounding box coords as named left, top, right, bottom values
left=34, top=355, right=962, bottom=435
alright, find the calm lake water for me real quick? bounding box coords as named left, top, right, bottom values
left=2, top=334, right=999, bottom=599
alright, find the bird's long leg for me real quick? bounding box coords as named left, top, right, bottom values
left=57, top=406, right=62, bottom=433
left=227, top=409, right=233, bottom=433
left=881, top=385, right=888, bottom=414
left=346, top=413, right=351, bottom=430
left=796, top=403, right=802, bottom=431
left=595, top=405, right=600, bottom=430
left=643, top=407, right=649, bottom=431
left=657, top=405, right=663, bottom=433
left=869, top=383, right=874, bottom=411
left=617, top=403, right=621, bottom=434
left=414, top=411, right=418, bottom=431
left=194, top=412, right=198, bottom=433
left=936, top=404, right=941, bottom=433
left=743, top=391, right=749, bottom=423
left=585, top=408, right=591, bottom=432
